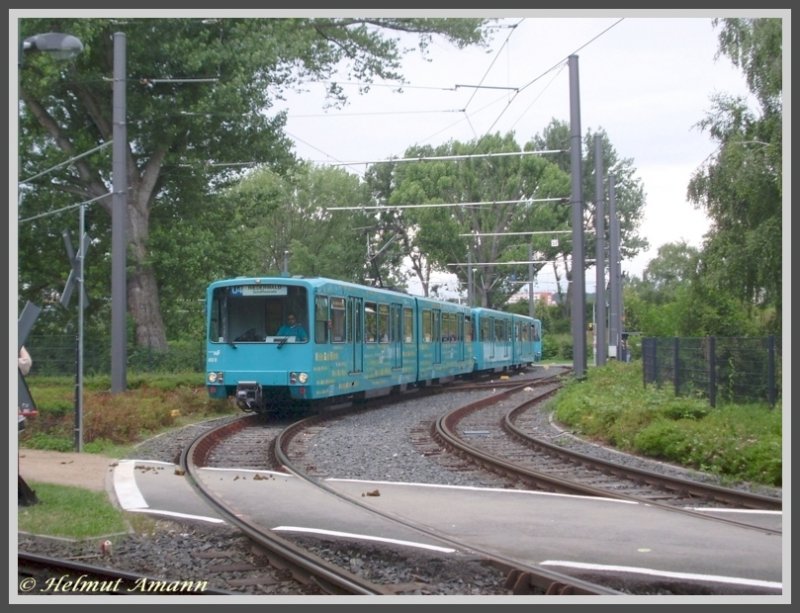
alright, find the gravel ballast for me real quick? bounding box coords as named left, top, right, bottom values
left=17, top=369, right=781, bottom=597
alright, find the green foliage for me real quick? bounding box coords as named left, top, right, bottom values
left=18, top=482, right=127, bottom=538
left=216, top=163, right=379, bottom=283
left=21, top=374, right=237, bottom=451
left=20, top=432, right=75, bottom=453
left=380, top=127, right=645, bottom=307
left=553, top=361, right=781, bottom=486
left=18, top=17, right=491, bottom=351
left=623, top=19, right=782, bottom=341
left=686, top=18, right=782, bottom=338
left=127, top=341, right=205, bottom=373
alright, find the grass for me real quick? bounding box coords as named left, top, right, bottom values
left=551, top=360, right=782, bottom=487
left=18, top=373, right=234, bottom=539
left=17, top=482, right=128, bottom=539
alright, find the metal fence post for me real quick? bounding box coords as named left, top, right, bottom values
left=672, top=337, right=680, bottom=397
left=767, top=335, right=776, bottom=407
left=708, top=336, right=717, bottom=408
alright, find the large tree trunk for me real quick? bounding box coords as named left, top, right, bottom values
left=125, top=154, right=168, bottom=350
left=128, top=266, right=167, bottom=350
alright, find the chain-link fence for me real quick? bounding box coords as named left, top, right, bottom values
left=641, top=336, right=779, bottom=407
left=22, top=333, right=206, bottom=377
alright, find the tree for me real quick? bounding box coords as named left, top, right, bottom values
left=687, top=18, right=782, bottom=335
left=531, top=123, right=647, bottom=316
left=624, top=242, right=701, bottom=337
left=17, top=17, right=491, bottom=350
left=219, top=163, right=378, bottom=280
left=377, top=124, right=646, bottom=311
left=639, top=241, right=701, bottom=299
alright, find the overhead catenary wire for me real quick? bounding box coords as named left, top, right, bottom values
left=19, top=141, right=113, bottom=185
left=282, top=18, right=625, bottom=170
left=459, top=230, right=573, bottom=237
left=326, top=196, right=567, bottom=211
left=324, top=148, right=565, bottom=168
left=18, top=191, right=111, bottom=224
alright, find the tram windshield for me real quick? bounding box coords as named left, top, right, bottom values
left=209, top=284, right=308, bottom=343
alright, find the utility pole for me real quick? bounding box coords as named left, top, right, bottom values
left=568, top=55, right=586, bottom=379
left=609, top=175, right=622, bottom=359
left=528, top=245, right=535, bottom=319
left=594, top=134, right=607, bottom=366
left=111, top=32, right=127, bottom=393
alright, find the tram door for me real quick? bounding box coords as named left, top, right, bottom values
left=390, top=303, right=402, bottom=369
left=457, top=313, right=465, bottom=361
left=349, top=297, right=363, bottom=373
left=432, top=309, right=442, bottom=364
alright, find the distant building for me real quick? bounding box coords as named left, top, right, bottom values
left=508, top=290, right=559, bottom=306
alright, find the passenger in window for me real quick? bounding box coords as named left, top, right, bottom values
left=277, top=314, right=307, bottom=341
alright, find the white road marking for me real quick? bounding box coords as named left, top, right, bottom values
left=273, top=526, right=456, bottom=553
left=125, top=507, right=225, bottom=524
left=113, top=459, right=148, bottom=509
left=540, top=560, right=782, bottom=590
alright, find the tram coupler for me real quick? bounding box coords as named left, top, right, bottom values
left=235, top=381, right=262, bottom=413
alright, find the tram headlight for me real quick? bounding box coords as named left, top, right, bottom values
left=207, top=371, right=224, bottom=384
left=289, top=371, right=309, bottom=384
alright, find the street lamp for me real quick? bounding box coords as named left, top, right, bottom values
left=21, top=32, right=83, bottom=61
left=18, top=30, right=84, bottom=469
left=22, top=30, right=128, bottom=394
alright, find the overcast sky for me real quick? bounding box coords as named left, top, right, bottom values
left=273, top=14, right=771, bottom=292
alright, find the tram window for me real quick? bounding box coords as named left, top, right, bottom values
left=210, top=288, right=225, bottom=341
left=480, top=318, right=491, bottom=342
left=315, top=296, right=329, bottom=344
left=443, top=312, right=455, bottom=342
left=465, top=316, right=472, bottom=342
left=378, top=304, right=390, bottom=342
left=391, top=304, right=401, bottom=343
left=495, top=319, right=507, bottom=342
left=331, top=297, right=345, bottom=343
left=403, top=307, right=414, bottom=343
left=422, top=310, right=432, bottom=342
left=365, top=302, right=377, bottom=342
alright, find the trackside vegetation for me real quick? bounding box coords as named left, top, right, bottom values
left=551, top=360, right=782, bottom=487
left=20, top=362, right=782, bottom=488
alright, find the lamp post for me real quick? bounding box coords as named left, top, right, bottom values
left=21, top=32, right=83, bottom=61
left=19, top=31, right=84, bottom=463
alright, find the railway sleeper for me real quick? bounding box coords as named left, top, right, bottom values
left=504, top=569, right=580, bottom=595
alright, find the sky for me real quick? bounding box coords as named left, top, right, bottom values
left=270, top=14, right=770, bottom=294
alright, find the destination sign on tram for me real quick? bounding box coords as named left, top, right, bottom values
left=231, top=284, right=288, bottom=296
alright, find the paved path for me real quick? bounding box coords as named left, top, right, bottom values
left=17, top=448, right=117, bottom=492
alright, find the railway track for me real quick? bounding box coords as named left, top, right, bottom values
left=29, top=363, right=771, bottom=597
left=183, top=364, right=780, bottom=595
left=433, top=380, right=782, bottom=534
left=18, top=551, right=235, bottom=596
left=182, top=402, right=622, bottom=596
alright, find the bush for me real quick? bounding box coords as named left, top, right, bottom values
left=21, top=374, right=236, bottom=451
left=552, top=361, right=782, bottom=486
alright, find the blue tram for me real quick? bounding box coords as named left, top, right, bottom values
left=470, top=308, right=541, bottom=373
left=205, top=276, right=542, bottom=414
